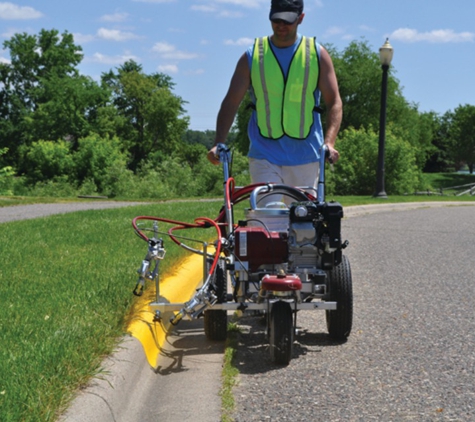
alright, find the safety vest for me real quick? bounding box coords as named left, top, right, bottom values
left=251, top=36, right=320, bottom=140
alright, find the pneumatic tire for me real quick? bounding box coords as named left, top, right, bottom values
left=326, top=254, right=353, bottom=341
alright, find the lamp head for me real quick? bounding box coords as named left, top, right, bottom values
left=379, top=38, right=394, bottom=66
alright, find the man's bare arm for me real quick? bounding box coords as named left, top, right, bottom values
left=208, top=53, right=250, bottom=164
left=318, top=46, right=343, bottom=162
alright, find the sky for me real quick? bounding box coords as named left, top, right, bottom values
left=0, top=0, right=474, bottom=131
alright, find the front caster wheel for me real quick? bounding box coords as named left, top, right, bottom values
left=204, top=260, right=227, bottom=341
left=204, top=309, right=227, bottom=341
left=269, top=301, right=293, bottom=365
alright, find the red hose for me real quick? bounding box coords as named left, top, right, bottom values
left=132, top=215, right=222, bottom=277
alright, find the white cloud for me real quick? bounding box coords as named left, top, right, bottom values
left=153, top=41, right=200, bottom=75
left=218, top=9, right=243, bottom=18
left=0, top=2, right=42, bottom=20
left=100, top=12, right=129, bottom=23
left=89, top=52, right=139, bottom=65
left=390, top=28, right=475, bottom=43
left=224, top=37, right=254, bottom=46
left=97, top=28, right=140, bottom=41
left=0, top=55, right=10, bottom=64
left=158, top=64, right=178, bottom=74
left=73, top=33, right=95, bottom=44
left=152, top=42, right=175, bottom=54
left=152, top=41, right=198, bottom=60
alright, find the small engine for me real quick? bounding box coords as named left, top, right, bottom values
left=289, top=201, right=344, bottom=272
left=233, top=201, right=344, bottom=285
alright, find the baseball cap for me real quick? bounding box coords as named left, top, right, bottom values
left=269, top=0, right=304, bottom=24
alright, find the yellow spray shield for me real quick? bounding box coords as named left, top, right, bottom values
left=127, top=253, right=204, bottom=368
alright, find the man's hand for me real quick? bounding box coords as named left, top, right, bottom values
left=207, top=145, right=220, bottom=165
left=326, top=144, right=340, bottom=164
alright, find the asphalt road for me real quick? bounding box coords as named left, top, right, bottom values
left=3, top=201, right=474, bottom=421
left=232, top=204, right=475, bottom=421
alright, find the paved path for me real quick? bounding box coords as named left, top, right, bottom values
left=0, top=201, right=144, bottom=223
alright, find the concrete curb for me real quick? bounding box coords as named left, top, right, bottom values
left=59, top=336, right=148, bottom=422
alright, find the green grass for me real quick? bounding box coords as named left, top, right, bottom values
left=421, top=172, right=475, bottom=195
left=220, top=322, right=241, bottom=422
left=423, top=171, right=475, bottom=188
left=334, top=194, right=475, bottom=206
left=0, top=196, right=80, bottom=207
left=0, top=195, right=143, bottom=208
left=0, top=201, right=222, bottom=422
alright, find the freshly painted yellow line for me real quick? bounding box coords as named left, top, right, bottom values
left=127, top=253, right=204, bottom=368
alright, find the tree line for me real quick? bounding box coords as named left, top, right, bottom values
left=0, top=29, right=474, bottom=198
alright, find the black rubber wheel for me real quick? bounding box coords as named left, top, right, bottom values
left=204, top=260, right=227, bottom=341
left=326, top=254, right=353, bottom=341
left=204, top=309, right=227, bottom=341
left=269, top=301, right=293, bottom=365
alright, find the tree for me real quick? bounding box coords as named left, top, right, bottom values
left=327, top=40, right=384, bottom=132
left=0, top=29, right=84, bottom=162
left=22, top=74, right=110, bottom=148
left=447, top=104, right=475, bottom=173
left=234, top=93, right=253, bottom=155
left=2, top=29, right=82, bottom=107
left=182, top=129, right=216, bottom=149
left=423, top=112, right=454, bottom=173
left=102, top=60, right=189, bottom=170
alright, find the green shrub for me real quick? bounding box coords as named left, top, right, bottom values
left=19, top=140, right=73, bottom=183
left=73, top=134, right=129, bottom=196
left=0, top=148, right=16, bottom=195
left=329, top=127, right=422, bottom=195
left=117, top=165, right=171, bottom=200
left=26, top=176, right=79, bottom=197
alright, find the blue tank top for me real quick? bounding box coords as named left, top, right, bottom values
left=246, top=34, right=324, bottom=166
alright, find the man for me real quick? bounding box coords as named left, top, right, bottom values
left=207, top=0, right=342, bottom=196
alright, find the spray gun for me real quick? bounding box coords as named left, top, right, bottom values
left=133, top=221, right=166, bottom=297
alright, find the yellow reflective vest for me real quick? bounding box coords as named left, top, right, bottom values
left=250, top=36, right=320, bottom=140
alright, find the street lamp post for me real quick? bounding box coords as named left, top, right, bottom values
left=374, top=38, right=394, bottom=198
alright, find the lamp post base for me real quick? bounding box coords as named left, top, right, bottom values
left=373, top=191, right=388, bottom=199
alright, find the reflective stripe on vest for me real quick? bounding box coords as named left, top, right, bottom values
left=251, top=36, right=320, bottom=140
